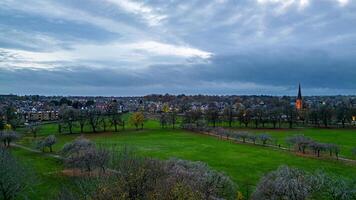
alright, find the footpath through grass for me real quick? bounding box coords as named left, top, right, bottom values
left=19, top=128, right=355, bottom=193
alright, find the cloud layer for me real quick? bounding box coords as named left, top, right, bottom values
left=0, top=0, right=355, bottom=96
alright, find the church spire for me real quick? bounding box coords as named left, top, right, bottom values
left=297, top=83, right=302, bottom=100
left=296, top=83, right=303, bottom=110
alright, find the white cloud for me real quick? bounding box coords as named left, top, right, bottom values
left=0, top=0, right=144, bottom=37
left=105, top=0, right=167, bottom=26
left=337, top=0, right=349, bottom=6
left=0, top=40, right=213, bottom=70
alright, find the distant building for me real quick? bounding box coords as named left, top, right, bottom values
left=296, top=83, right=303, bottom=110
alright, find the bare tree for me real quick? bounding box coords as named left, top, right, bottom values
left=0, top=131, right=20, bottom=147
left=252, top=166, right=314, bottom=200
left=236, top=131, right=249, bottom=143
left=77, top=110, right=88, bottom=133
left=59, top=107, right=77, bottom=134
left=258, top=133, right=271, bottom=146
left=87, top=109, right=101, bottom=133
left=27, top=122, right=41, bottom=138
left=286, top=135, right=312, bottom=154
left=62, top=137, right=109, bottom=172
left=37, top=135, right=57, bottom=152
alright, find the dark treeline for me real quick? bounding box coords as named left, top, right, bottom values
left=176, top=102, right=356, bottom=129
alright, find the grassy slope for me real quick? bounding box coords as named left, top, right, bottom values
left=11, top=148, right=69, bottom=200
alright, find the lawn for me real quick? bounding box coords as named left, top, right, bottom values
left=10, top=148, right=70, bottom=200
left=16, top=128, right=356, bottom=196
left=14, top=117, right=356, bottom=197
left=230, top=128, right=356, bottom=159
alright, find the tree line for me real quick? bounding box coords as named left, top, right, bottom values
left=178, top=103, right=356, bottom=129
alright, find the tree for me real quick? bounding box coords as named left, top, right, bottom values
left=206, top=103, right=219, bottom=128
left=99, top=116, right=108, bottom=132
left=62, top=137, right=109, bottom=172
left=107, top=101, right=123, bottom=132
left=285, top=105, right=297, bottom=128
left=258, top=133, right=271, bottom=146
left=27, top=122, right=40, bottom=138
left=223, top=104, right=235, bottom=127
left=319, top=105, right=334, bottom=128
left=58, top=150, right=237, bottom=200
left=59, top=97, right=72, bottom=106
left=252, top=108, right=262, bottom=128
left=236, top=132, right=249, bottom=143
left=248, top=134, right=257, bottom=144
left=169, top=108, right=178, bottom=129
left=240, top=109, right=252, bottom=128
left=159, top=113, right=168, bottom=128
left=252, top=166, right=314, bottom=200
left=77, top=110, right=87, bottom=133
left=4, top=106, right=22, bottom=131
left=336, top=105, right=351, bottom=128
left=0, top=117, right=5, bottom=131
left=37, top=135, right=57, bottom=152
left=308, top=108, right=320, bottom=127
left=59, top=107, right=77, bottom=134
left=87, top=109, right=101, bottom=133
left=286, top=135, right=312, bottom=154
left=129, top=112, right=145, bottom=130
left=269, top=108, right=282, bottom=129
left=0, top=131, right=20, bottom=147
left=0, top=148, right=32, bottom=200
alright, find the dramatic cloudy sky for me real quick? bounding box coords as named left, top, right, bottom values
left=0, top=0, right=355, bottom=96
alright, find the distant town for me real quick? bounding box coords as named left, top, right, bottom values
left=1, top=85, right=356, bottom=128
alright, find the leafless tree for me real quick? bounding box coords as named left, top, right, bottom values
left=62, top=137, right=109, bottom=172
left=258, top=133, right=271, bottom=146
left=252, top=166, right=314, bottom=200
left=37, top=135, right=57, bottom=152
left=0, top=131, right=20, bottom=147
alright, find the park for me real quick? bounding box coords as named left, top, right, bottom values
left=2, top=112, right=355, bottom=199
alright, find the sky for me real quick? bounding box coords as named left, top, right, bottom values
left=0, top=0, right=355, bottom=96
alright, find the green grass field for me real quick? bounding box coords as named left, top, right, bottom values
left=230, top=128, right=356, bottom=159
left=12, top=118, right=356, bottom=198
left=11, top=148, right=70, bottom=199
left=15, top=128, right=356, bottom=197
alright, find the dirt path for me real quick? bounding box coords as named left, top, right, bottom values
left=11, top=143, right=64, bottom=160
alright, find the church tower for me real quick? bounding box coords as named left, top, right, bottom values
left=296, top=83, right=303, bottom=110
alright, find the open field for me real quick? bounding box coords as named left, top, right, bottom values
left=15, top=127, right=356, bottom=197
left=230, top=128, right=356, bottom=159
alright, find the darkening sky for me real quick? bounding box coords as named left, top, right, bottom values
left=0, top=0, right=355, bottom=96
